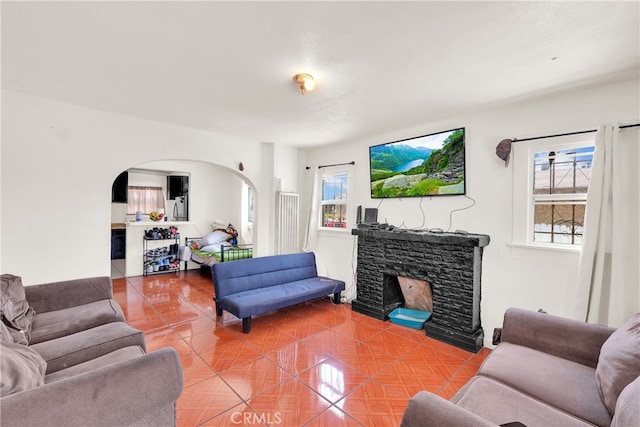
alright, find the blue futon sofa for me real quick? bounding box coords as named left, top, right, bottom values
left=211, top=252, right=345, bottom=333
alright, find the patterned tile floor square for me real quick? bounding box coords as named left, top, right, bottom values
left=112, top=271, right=491, bottom=426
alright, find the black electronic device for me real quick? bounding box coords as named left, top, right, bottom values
left=356, top=205, right=362, bottom=224
left=364, top=208, right=378, bottom=224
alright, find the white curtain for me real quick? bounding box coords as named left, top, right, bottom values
left=303, top=168, right=321, bottom=252
left=576, top=124, right=640, bottom=327
left=126, top=186, right=166, bottom=214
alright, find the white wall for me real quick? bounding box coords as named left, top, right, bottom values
left=299, top=77, right=640, bottom=347
left=275, top=145, right=299, bottom=193
left=1, top=91, right=288, bottom=284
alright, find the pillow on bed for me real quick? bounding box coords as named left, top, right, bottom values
left=199, top=243, right=220, bottom=253
left=200, top=241, right=231, bottom=253
left=202, top=230, right=232, bottom=246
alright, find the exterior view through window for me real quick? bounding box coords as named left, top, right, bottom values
left=321, top=173, right=348, bottom=228
left=532, top=145, right=594, bottom=245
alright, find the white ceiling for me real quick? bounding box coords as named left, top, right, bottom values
left=2, top=1, right=639, bottom=147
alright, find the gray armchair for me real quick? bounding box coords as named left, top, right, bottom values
left=401, top=308, right=640, bottom=427
left=1, top=347, right=183, bottom=426
left=1, top=274, right=184, bottom=426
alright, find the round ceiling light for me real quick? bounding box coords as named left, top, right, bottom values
left=294, top=73, right=315, bottom=94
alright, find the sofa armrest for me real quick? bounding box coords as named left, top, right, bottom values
left=25, top=276, right=114, bottom=313
left=501, top=308, right=615, bottom=368
left=0, top=347, right=183, bottom=426
left=400, top=391, right=496, bottom=427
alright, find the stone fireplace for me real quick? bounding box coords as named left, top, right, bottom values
left=351, top=228, right=490, bottom=352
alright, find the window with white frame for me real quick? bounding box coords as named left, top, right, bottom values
left=321, top=173, right=348, bottom=229
left=512, top=135, right=595, bottom=247
left=532, top=146, right=594, bottom=244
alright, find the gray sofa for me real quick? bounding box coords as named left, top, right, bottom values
left=401, top=308, right=640, bottom=427
left=211, top=252, right=345, bottom=333
left=1, top=274, right=183, bottom=426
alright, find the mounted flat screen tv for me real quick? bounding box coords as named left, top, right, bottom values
left=369, top=127, right=466, bottom=198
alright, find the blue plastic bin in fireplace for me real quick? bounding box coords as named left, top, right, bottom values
left=388, top=307, right=432, bottom=329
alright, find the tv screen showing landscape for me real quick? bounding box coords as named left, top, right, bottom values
left=369, top=127, right=465, bottom=198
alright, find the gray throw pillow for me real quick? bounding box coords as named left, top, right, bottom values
left=611, top=375, right=640, bottom=427
left=595, top=312, right=640, bottom=415
left=0, top=340, right=47, bottom=397
left=0, top=274, right=36, bottom=344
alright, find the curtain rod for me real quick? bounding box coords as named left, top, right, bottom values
left=512, top=123, right=640, bottom=143
left=306, top=161, right=355, bottom=170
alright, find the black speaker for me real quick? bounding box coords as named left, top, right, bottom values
left=167, top=176, right=189, bottom=200
left=356, top=205, right=362, bottom=224
left=364, top=208, right=378, bottom=224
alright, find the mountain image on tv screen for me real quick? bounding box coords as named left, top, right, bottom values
left=369, top=128, right=465, bottom=198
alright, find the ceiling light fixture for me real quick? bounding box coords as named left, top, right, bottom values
left=293, top=73, right=315, bottom=94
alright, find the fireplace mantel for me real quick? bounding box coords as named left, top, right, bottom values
left=351, top=227, right=490, bottom=352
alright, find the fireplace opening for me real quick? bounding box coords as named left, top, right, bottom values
left=382, top=274, right=404, bottom=313
left=383, top=274, right=433, bottom=314
left=397, top=276, right=433, bottom=313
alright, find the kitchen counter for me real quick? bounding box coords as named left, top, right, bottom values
left=126, top=221, right=192, bottom=227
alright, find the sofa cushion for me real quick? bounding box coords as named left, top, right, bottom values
left=0, top=340, right=47, bottom=397
left=30, top=322, right=145, bottom=374
left=611, top=375, right=640, bottom=427
left=0, top=274, right=36, bottom=344
left=45, top=346, right=145, bottom=383
left=29, top=299, right=125, bottom=344
left=24, top=276, right=114, bottom=314
left=479, top=342, right=611, bottom=427
left=219, top=277, right=345, bottom=318
left=212, top=252, right=319, bottom=298
left=596, top=312, right=640, bottom=415
left=452, top=376, right=592, bottom=427
left=500, top=308, right=614, bottom=369
left=401, top=390, right=496, bottom=427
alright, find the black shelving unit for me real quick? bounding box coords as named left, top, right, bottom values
left=143, top=235, right=180, bottom=276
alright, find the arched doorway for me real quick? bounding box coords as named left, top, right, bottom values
left=109, top=160, right=256, bottom=278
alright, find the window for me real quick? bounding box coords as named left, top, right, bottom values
left=247, top=185, right=254, bottom=224
left=126, top=186, right=165, bottom=215
left=321, top=173, right=348, bottom=229
left=512, top=136, right=594, bottom=248
left=532, top=146, right=594, bottom=244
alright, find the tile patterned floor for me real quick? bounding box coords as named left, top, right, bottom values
left=112, top=272, right=491, bottom=427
